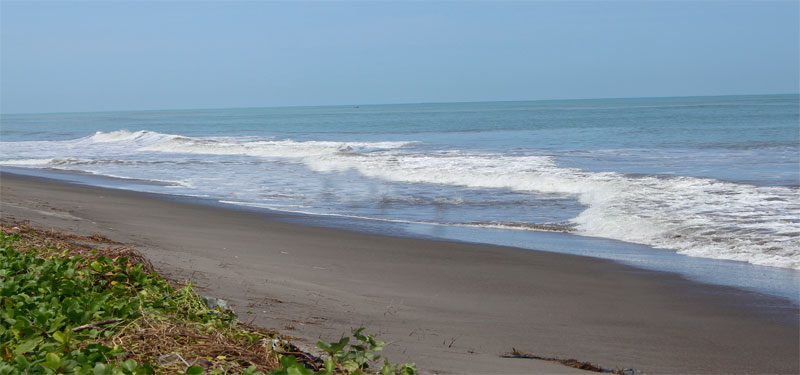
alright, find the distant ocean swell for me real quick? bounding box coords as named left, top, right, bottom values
left=1, top=129, right=798, bottom=269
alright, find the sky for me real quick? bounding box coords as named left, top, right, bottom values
left=1, top=1, right=798, bottom=114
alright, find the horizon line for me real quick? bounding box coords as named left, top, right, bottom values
left=2, top=92, right=798, bottom=116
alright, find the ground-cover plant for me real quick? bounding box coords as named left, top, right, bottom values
left=0, top=225, right=416, bottom=375
left=0, top=228, right=280, bottom=374
left=0, top=232, right=163, bottom=374
left=270, top=329, right=416, bottom=375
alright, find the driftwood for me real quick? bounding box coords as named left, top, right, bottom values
left=72, top=318, right=123, bottom=332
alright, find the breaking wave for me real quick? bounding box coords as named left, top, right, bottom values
left=2, top=129, right=798, bottom=269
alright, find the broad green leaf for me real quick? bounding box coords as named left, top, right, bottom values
left=279, top=355, right=298, bottom=369
left=121, top=359, right=138, bottom=372
left=185, top=365, right=204, bottom=375
left=93, top=363, right=107, bottom=375
left=13, top=355, right=29, bottom=368
left=90, top=261, right=103, bottom=272
left=286, top=364, right=312, bottom=375
left=43, top=352, right=61, bottom=370
left=400, top=363, right=417, bottom=375
left=13, top=337, right=42, bottom=355
left=52, top=331, right=65, bottom=344
left=341, top=360, right=359, bottom=373
left=323, top=358, right=334, bottom=375
left=135, top=362, right=156, bottom=375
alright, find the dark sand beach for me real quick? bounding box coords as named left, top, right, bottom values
left=1, top=172, right=797, bottom=374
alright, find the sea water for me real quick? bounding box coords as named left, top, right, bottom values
left=2, top=95, right=799, bottom=303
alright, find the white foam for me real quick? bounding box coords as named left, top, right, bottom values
left=87, top=130, right=176, bottom=144
left=3, top=129, right=798, bottom=269
left=140, top=134, right=417, bottom=158
left=0, top=158, right=57, bottom=165
left=219, top=200, right=424, bottom=224
left=301, top=151, right=800, bottom=269
left=0, top=158, right=133, bottom=166
left=2, top=130, right=416, bottom=160
left=220, top=200, right=575, bottom=234
left=460, top=221, right=575, bottom=233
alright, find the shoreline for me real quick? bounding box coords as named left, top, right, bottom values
left=7, top=166, right=800, bottom=305
left=1, top=171, right=798, bottom=374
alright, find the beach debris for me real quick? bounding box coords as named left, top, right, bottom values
left=259, top=338, right=289, bottom=351
left=192, top=358, right=213, bottom=369
left=260, top=338, right=325, bottom=370
left=71, top=318, right=123, bottom=332
left=502, top=348, right=635, bottom=374
left=157, top=352, right=206, bottom=373
left=202, top=295, right=232, bottom=311
left=157, top=352, right=191, bottom=367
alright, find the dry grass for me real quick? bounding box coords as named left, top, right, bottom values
left=105, top=313, right=282, bottom=373
left=0, top=220, right=155, bottom=274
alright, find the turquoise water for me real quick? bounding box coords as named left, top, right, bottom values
left=2, top=95, right=799, bottom=302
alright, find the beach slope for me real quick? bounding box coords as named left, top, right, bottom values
left=1, top=172, right=797, bottom=374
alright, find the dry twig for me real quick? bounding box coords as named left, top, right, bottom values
left=72, top=318, right=123, bottom=332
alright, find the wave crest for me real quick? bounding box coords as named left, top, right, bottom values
left=2, top=129, right=798, bottom=269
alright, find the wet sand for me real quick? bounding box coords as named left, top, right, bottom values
left=1, top=172, right=797, bottom=374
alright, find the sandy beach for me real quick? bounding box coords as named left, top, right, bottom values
left=1, top=172, right=797, bottom=374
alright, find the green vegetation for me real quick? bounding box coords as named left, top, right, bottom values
left=0, top=227, right=416, bottom=375
left=273, top=328, right=415, bottom=375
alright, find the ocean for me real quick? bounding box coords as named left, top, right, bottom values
left=2, top=94, right=799, bottom=302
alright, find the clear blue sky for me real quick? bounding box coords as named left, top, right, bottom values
left=1, top=1, right=798, bottom=114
